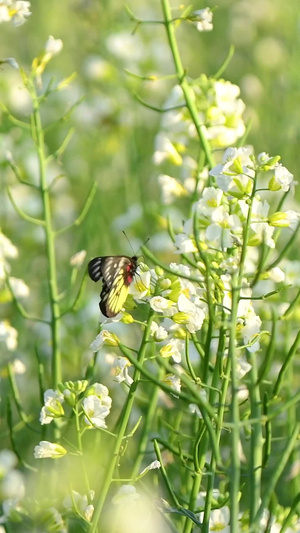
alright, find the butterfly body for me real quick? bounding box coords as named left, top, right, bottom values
left=88, top=255, right=138, bottom=317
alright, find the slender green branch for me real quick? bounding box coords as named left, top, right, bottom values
left=273, top=329, right=300, bottom=397
left=5, top=274, right=50, bottom=324
left=30, top=81, right=62, bottom=387
left=55, top=179, right=97, bottom=235
left=134, top=91, right=186, bottom=113
left=7, top=187, right=46, bottom=226
left=213, top=45, right=235, bottom=79
left=251, top=424, right=300, bottom=531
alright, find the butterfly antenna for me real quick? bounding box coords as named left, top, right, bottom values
left=122, top=230, right=136, bottom=256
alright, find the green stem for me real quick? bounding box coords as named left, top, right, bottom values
left=74, top=405, right=90, bottom=494
left=130, top=365, right=165, bottom=478
left=88, top=309, right=155, bottom=533
left=31, top=83, right=61, bottom=387
left=160, top=0, right=215, bottom=169
left=248, top=351, right=263, bottom=524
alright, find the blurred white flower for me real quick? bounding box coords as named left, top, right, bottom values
left=153, top=134, right=183, bottom=166
left=199, top=506, right=230, bottom=532
left=11, top=358, right=26, bottom=374
left=112, top=357, right=133, bottom=386
left=174, top=233, right=198, bottom=254
left=83, top=395, right=111, bottom=429
left=139, top=460, right=161, bottom=476
left=0, top=450, right=17, bottom=478
left=0, top=1, right=31, bottom=26
left=268, top=267, right=285, bottom=283
left=192, top=8, right=213, bottom=32
left=45, top=35, right=63, bottom=56
left=34, top=441, right=67, bottom=459
left=9, top=277, right=30, bottom=298
left=70, top=250, right=86, bottom=268
left=39, top=389, right=64, bottom=425
left=0, top=321, right=18, bottom=350
left=63, top=490, right=95, bottom=522
left=0, top=231, right=18, bottom=259
left=112, top=485, right=140, bottom=505
left=269, top=210, right=300, bottom=230
left=163, top=373, right=181, bottom=395
left=158, top=174, right=187, bottom=204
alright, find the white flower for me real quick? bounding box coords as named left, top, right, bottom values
left=34, top=441, right=67, bottom=459
left=11, top=1, right=31, bottom=26
left=271, top=164, right=294, bottom=192
left=39, top=389, right=64, bottom=425
left=139, top=461, right=161, bottom=476
left=83, top=395, right=111, bottom=429
left=160, top=338, right=184, bottom=363
left=206, top=206, right=242, bottom=250
left=112, top=485, right=140, bottom=505
left=0, top=1, right=31, bottom=26
left=174, top=233, right=198, bottom=254
left=90, top=330, right=119, bottom=351
left=269, top=210, right=300, bottom=230
left=63, top=490, right=95, bottom=522
left=9, top=277, right=30, bottom=298
left=113, top=357, right=133, bottom=386
left=150, top=321, right=168, bottom=342
left=177, top=294, right=205, bottom=333
left=88, top=383, right=112, bottom=408
left=45, top=35, right=63, bottom=56
left=209, top=147, right=252, bottom=192
left=158, top=174, right=187, bottom=204
left=70, top=250, right=86, bottom=268
left=150, top=296, right=176, bottom=316
left=129, top=268, right=151, bottom=299
left=196, top=187, right=223, bottom=216
left=0, top=321, right=18, bottom=350
left=192, top=8, right=213, bottom=32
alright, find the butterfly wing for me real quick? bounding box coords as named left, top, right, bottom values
left=88, top=255, right=138, bottom=317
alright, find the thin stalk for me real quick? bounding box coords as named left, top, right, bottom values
left=31, top=83, right=61, bottom=387
left=88, top=309, right=155, bottom=533
left=130, top=365, right=165, bottom=478
left=160, top=0, right=215, bottom=169
left=248, top=351, right=263, bottom=524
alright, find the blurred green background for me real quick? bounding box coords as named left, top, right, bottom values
left=1, top=0, right=300, bottom=445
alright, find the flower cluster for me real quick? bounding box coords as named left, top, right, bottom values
left=38, top=380, right=112, bottom=432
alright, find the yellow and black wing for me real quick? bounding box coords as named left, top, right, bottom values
left=88, top=255, right=138, bottom=318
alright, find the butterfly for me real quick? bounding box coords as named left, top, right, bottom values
left=88, top=255, right=138, bottom=318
